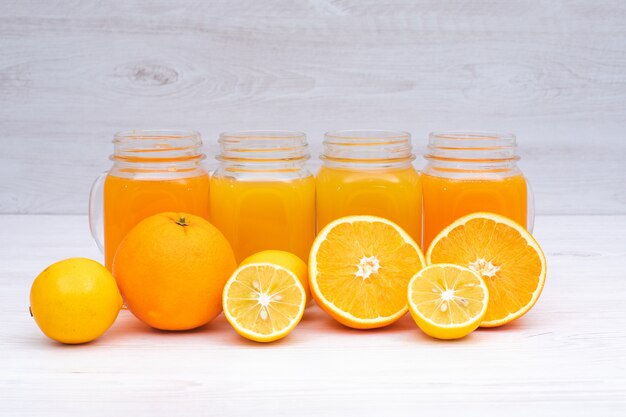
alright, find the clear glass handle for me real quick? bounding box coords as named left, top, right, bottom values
left=89, top=172, right=107, bottom=253
left=526, top=177, right=535, bottom=233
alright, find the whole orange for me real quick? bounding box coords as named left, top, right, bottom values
left=112, top=212, right=236, bottom=331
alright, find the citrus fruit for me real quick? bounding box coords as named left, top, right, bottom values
left=408, top=264, right=488, bottom=339
left=223, top=263, right=306, bottom=342
left=112, top=212, right=236, bottom=331
left=241, top=250, right=310, bottom=303
left=426, top=212, right=547, bottom=327
left=309, top=215, right=425, bottom=329
left=30, top=258, right=122, bottom=344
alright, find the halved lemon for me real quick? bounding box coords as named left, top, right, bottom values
left=222, top=263, right=306, bottom=342
left=309, top=215, right=425, bottom=329
left=427, top=212, right=547, bottom=327
left=240, top=250, right=311, bottom=304
left=408, top=264, right=488, bottom=339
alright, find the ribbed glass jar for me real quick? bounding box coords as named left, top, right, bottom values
left=422, top=131, right=533, bottom=249
left=89, top=129, right=210, bottom=269
left=316, top=130, right=422, bottom=245
left=210, top=131, right=315, bottom=262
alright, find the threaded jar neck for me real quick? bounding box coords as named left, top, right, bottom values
left=109, top=130, right=206, bottom=178
left=424, top=131, right=521, bottom=177
left=217, top=130, right=310, bottom=172
left=112, top=129, right=204, bottom=162
left=321, top=130, right=415, bottom=169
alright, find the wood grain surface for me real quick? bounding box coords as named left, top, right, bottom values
left=1, top=214, right=625, bottom=416
left=1, top=0, right=625, bottom=215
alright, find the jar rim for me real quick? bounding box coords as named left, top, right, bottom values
left=219, top=130, right=307, bottom=142
left=113, top=129, right=201, bottom=143
left=429, top=131, right=516, bottom=147
left=325, top=129, right=411, bottom=143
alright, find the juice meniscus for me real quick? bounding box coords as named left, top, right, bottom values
left=422, top=131, right=532, bottom=249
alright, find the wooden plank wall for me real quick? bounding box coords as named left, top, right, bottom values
left=1, top=0, right=625, bottom=214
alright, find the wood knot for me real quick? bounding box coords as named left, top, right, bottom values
left=128, top=63, right=178, bottom=86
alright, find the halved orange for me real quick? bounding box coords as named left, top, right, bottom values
left=309, top=215, right=425, bottom=329
left=223, top=263, right=306, bottom=342
left=408, top=264, right=488, bottom=339
left=426, top=212, right=547, bottom=327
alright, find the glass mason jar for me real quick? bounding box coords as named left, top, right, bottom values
left=210, top=131, right=315, bottom=263
left=89, top=130, right=210, bottom=270
left=316, top=130, right=422, bottom=245
left=422, top=131, right=534, bottom=249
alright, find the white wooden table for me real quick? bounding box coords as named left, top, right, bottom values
left=1, top=214, right=625, bottom=416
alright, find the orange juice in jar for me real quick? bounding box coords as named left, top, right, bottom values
left=422, top=131, right=533, bottom=249
left=316, top=130, right=422, bottom=245
left=89, top=130, right=210, bottom=269
left=210, top=131, right=315, bottom=262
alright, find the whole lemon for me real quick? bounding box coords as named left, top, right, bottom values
left=241, top=250, right=310, bottom=303
left=30, top=258, right=123, bottom=344
left=112, top=212, right=237, bottom=331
